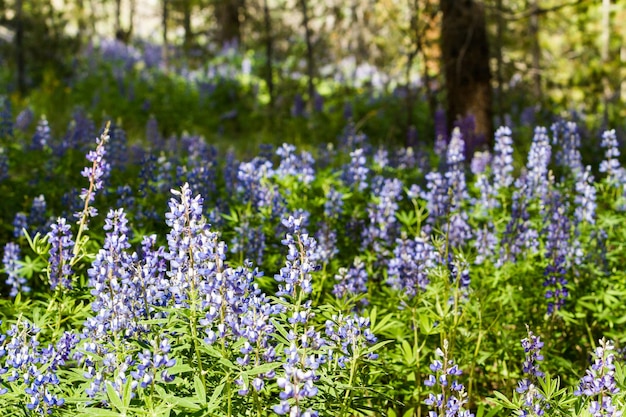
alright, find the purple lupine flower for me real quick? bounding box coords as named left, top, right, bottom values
left=0, top=148, right=8, bottom=182
left=343, top=148, right=369, bottom=192
left=516, top=328, right=547, bottom=416
left=86, top=208, right=144, bottom=338
left=275, top=216, right=319, bottom=298
left=164, top=183, right=213, bottom=307
left=28, top=195, right=48, bottom=236
left=31, top=116, right=51, bottom=150
left=237, top=157, right=286, bottom=219
left=362, top=177, right=403, bottom=253
left=76, top=125, right=111, bottom=221
left=12, top=212, right=27, bottom=238
left=575, top=339, right=622, bottom=417
left=236, top=290, right=282, bottom=395
left=434, top=108, right=448, bottom=156
left=525, top=127, right=552, bottom=200
left=387, top=234, right=437, bottom=297
left=48, top=217, right=75, bottom=290
left=108, top=125, right=128, bottom=170
left=291, top=93, right=306, bottom=118
left=115, top=185, right=135, bottom=212
left=421, top=171, right=449, bottom=227
left=543, top=191, right=570, bottom=314
left=395, top=146, right=418, bottom=170
left=129, top=338, right=177, bottom=388
left=3, top=242, right=29, bottom=297
left=445, top=129, right=472, bottom=246
left=333, top=257, right=368, bottom=303
left=574, top=166, right=597, bottom=225
left=599, top=129, right=625, bottom=186
left=55, top=109, right=95, bottom=157
left=0, top=96, right=13, bottom=138
left=230, top=219, right=266, bottom=266
left=471, top=151, right=491, bottom=176
left=499, top=181, right=539, bottom=265
left=275, top=143, right=316, bottom=185
left=374, top=147, right=389, bottom=169
left=424, top=340, right=474, bottom=417
left=0, top=318, right=66, bottom=413
left=447, top=254, right=471, bottom=303
left=273, top=326, right=326, bottom=417
left=474, top=225, right=497, bottom=265
left=15, top=108, right=33, bottom=132
left=552, top=121, right=583, bottom=175
left=324, top=313, right=378, bottom=368
left=492, top=126, right=515, bottom=190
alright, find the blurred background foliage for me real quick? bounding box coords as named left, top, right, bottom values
left=0, top=0, right=624, bottom=151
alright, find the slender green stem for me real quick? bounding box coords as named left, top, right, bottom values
left=73, top=121, right=111, bottom=259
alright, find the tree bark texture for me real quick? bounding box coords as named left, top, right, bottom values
left=441, top=0, right=493, bottom=153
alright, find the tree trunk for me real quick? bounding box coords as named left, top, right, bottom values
left=441, top=0, right=493, bottom=154
left=15, top=0, right=25, bottom=95
left=601, top=0, right=611, bottom=125
left=215, top=0, right=241, bottom=47
left=299, top=0, right=315, bottom=104
left=183, top=0, right=192, bottom=53
left=162, top=0, right=168, bottom=68
left=529, top=0, right=541, bottom=100
left=263, top=0, right=274, bottom=108
left=494, top=0, right=504, bottom=126
left=114, top=0, right=121, bottom=35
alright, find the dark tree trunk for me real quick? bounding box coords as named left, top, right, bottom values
left=183, top=0, right=192, bottom=52
left=15, top=0, right=25, bottom=95
left=162, top=0, right=168, bottom=68
left=441, top=0, right=493, bottom=154
left=215, top=0, right=242, bottom=47
left=263, top=0, right=274, bottom=108
left=114, top=0, right=121, bottom=35
left=494, top=0, right=504, bottom=126
left=299, top=0, right=315, bottom=103
left=529, top=0, right=541, bottom=100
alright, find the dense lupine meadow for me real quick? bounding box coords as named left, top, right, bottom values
left=2, top=96, right=626, bottom=417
